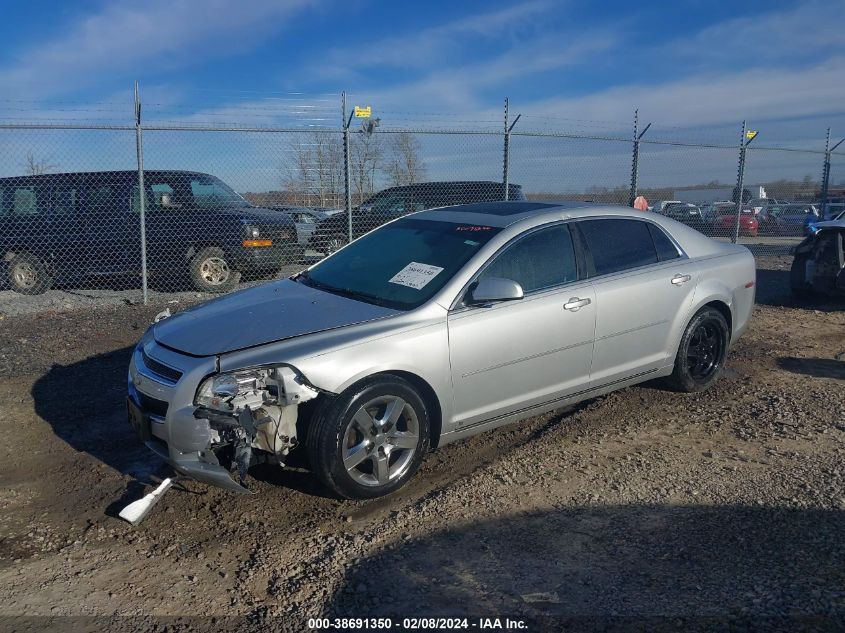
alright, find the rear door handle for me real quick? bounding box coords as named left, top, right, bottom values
left=564, top=297, right=591, bottom=312
left=671, top=274, right=692, bottom=285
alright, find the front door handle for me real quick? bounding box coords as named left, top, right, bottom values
left=564, top=297, right=591, bottom=312
left=671, top=274, right=692, bottom=285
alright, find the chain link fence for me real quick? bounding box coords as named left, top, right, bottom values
left=1, top=91, right=843, bottom=313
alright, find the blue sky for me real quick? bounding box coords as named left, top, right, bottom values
left=0, top=0, right=843, bottom=191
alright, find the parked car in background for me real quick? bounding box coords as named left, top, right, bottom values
left=760, top=203, right=820, bottom=236
left=128, top=201, right=756, bottom=498
left=661, top=203, right=707, bottom=232
left=651, top=200, right=683, bottom=214
left=790, top=218, right=845, bottom=297
left=271, top=206, right=329, bottom=246
left=714, top=203, right=759, bottom=237
left=1, top=171, right=301, bottom=295
left=308, top=181, right=526, bottom=254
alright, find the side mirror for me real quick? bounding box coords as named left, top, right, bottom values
left=468, top=277, right=524, bottom=304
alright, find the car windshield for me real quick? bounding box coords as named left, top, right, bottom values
left=297, top=217, right=502, bottom=310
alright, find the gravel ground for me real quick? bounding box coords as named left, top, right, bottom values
left=0, top=256, right=842, bottom=632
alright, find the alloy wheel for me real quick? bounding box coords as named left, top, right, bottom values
left=12, top=261, right=38, bottom=290
left=341, top=395, right=420, bottom=487
left=198, top=257, right=231, bottom=286
left=686, top=321, right=723, bottom=381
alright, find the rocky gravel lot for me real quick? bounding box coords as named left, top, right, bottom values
left=0, top=257, right=843, bottom=632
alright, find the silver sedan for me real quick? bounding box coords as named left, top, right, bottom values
left=128, top=202, right=756, bottom=498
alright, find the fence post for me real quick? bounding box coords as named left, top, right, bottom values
left=628, top=109, right=651, bottom=207
left=732, top=121, right=748, bottom=244
left=133, top=81, right=149, bottom=305
left=342, top=92, right=352, bottom=243
left=820, top=128, right=831, bottom=217
left=502, top=98, right=509, bottom=200
left=502, top=98, right=520, bottom=201
left=820, top=128, right=844, bottom=220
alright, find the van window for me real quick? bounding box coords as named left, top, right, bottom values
left=480, top=225, right=577, bottom=293
left=578, top=219, right=658, bottom=276
left=88, top=185, right=117, bottom=211
left=52, top=187, right=78, bottom=216
left=13, top=187, right=40, bottom=216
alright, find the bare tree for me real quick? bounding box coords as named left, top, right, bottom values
left=387, top=133, right=426, bottom=186
left=311, top=131, right=344, bottom=207
left=350, top=132, right=382, bottom=205
left=23, top=151, right=57, bottom=175
left=281, top=134, right=314, bottom=206
left=281, top=132, right=345, bottom=207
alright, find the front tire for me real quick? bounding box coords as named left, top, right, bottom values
left=190, top=247, right=239, bottom=293
left=324, top=233, right=348, bottom=256
left=666, top=307, right=730, bottom=392
left=7, top=253, right=53, bottom=295
left=307, top=375, right=430, bottom=499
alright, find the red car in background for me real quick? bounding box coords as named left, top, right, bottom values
left=715, top=203, right=759, bottom=237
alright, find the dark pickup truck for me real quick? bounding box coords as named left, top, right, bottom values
left=1, top=170, right=302, bottom=294
left=309, top=181, right=526, bottom=254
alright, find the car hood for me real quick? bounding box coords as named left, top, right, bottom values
left=153, top=279, right=400, bottom=356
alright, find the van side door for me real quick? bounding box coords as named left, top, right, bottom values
left=81, top=175, right=134, bottom=275
left=48, top=177, right=87, bottom=278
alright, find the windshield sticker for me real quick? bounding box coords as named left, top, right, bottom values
left=389, top=262, right=444, bottom=290
left=464, top=239, right=480, bottom=246
left=455, top=225, right=493, bottom=232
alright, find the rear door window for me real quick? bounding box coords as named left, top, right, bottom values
left=578, top=219, right=659, bottom=276
left=648, top=224, right=681, bottom=261
left=480, top=224, right=578, bottom=293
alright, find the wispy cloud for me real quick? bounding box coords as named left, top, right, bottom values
left=318, top=0, right=555, bottom=72
left=0, top=0, right=319, bottom=99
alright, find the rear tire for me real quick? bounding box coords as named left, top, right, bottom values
left=665, top=307, right=729, bottom=393
left=7, top=253, right=53, bottom=295
left=306, top=375, right=430, bottom=499
left=189, top=247, right=239, bottom=293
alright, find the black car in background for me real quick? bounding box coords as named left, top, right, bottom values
left=309, top=181, right=526, bottom=254
left=1, top=170, right=301, bottom=294
left=660, top=202, right=707, bottom=232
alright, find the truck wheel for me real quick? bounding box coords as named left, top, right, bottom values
left=7, top=253, right=53, bottom=295
left=307, top=375, right=430, bottom=499
left=324, top=234, right=348, bottom=255
left=190, top=247, right=239, bottom=293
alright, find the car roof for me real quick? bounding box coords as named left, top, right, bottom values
left=0, top=170, right=212, bottom=182
left=411, top=201, right=643, bottom=228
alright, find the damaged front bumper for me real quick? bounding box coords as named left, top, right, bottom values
left=127, top=335, right=317, bottom=493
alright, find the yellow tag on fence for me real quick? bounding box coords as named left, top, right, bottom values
left=354, top=106, right=372, bottom=118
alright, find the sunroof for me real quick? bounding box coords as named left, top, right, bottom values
left=450, top=202, right=562, bottom=216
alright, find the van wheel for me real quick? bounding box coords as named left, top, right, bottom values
left=665, top=307, right=729, bottom=392
left=190, top=247, right=238, bottom=293
left=7, top=253, right=53, bottom=295
left=324, top=234, right=347, bottom=255
left=307, top=375, right=430, bottom=499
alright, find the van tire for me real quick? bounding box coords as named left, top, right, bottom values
left=7, top=253, right=53, bottom=295
left=189, top=247, right=239, bottom=293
